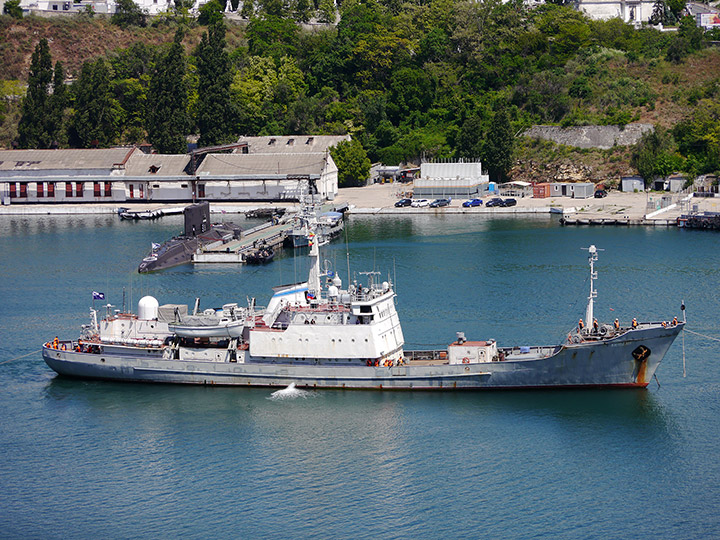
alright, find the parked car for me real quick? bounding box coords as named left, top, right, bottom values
left=430, top=198, right=451, bottom=208
left=462, top=199, right=483, bottom=207
left=411, top=198, right=430, bottom=207
left=594, top=190, right=607, bottom=198
left=502, top=198, right=517, bottom=207
left=485, top=197, right=504, bottom=207
left=395, top=198, right=413, bottom=207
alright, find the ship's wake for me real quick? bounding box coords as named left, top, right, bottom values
left=268, top=382, right=314, bottom=400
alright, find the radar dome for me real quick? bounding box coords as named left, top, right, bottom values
left=138, top=296, right=159, bottom=320
left=333, top=275, right=342, bottom=287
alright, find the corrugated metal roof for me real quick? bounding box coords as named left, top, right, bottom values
left=196, top=153, right=328, bottom=177
left=124, top=153, right=191, bottom=177
left=0, top=148, right=136, bottom=171
left=234, top=135, right=350, bottom=154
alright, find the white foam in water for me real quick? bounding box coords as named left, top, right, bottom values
left=269, top=382, right=313, bottom=400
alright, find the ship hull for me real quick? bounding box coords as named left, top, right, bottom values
left=42, top=324, right=682, bottom=390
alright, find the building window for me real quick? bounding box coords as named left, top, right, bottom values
left=148, top=165, right=160, bottom=174
left=104, top=182, right=111, bottom=197
left=181, top=184, right=188, bottom=188
left=48, top=182, right=55, bottom=198
left=306, top=137, right=314, bottom=145
left=9, top=183, right=16, bottom=198
left=94, top=182, right=101, bottom=197
left=198, top=184, right=205, bottom=198
left=139, top=184, right=144, bottom=198
left=269, top=138, right=276, bottom=145
left=37, top=183, right=44, bottom=198
left=129, top=185, right=134, bottom=198
left=19, top=183, right=27, bottom=198
left=76, top=182, right=84, bottom=197
left=287, top=138, right=294, bottom=146
left=66, top=183, right=73, bottom=197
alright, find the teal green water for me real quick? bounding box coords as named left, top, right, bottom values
left=1, top=214, right=719, bottom=538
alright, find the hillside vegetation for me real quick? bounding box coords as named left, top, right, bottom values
left=1, top=1, right=719, bottom=185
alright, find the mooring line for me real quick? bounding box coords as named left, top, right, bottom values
left=684, top=328, right=720, bottom=343
left=0, top=350, right=41, bottom=365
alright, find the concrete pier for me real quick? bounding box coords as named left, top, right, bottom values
left=193, top=219, right=294, bottom=264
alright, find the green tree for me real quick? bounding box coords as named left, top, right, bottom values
left=147, top=30, right=189, bottom=153
left=231, top=55, right=306, bottom=135
left=198, top=0, right=224, bottom=25
left=196, top=19, right=234, bottom=147
left=293, top=0, right=311, bottom=22
left=246, top=14, right=299, bottom=60
left=330, top=139, right=371, bottom=187
left=678, top=15, right=704, bottom=51
left=240, top=0, right=254, bottom=18
left=650, top=0, right=665, bottom=25
left=666, top=35, right=690, bottom=63
left=455, top=110, right=486, bottom=161
left=631, top=128, right=676, bottom=184
left=317, top=0, right=335, bottom=23
left=667, top=0, right=685, bottom=18
left=67, top=59, right=121, bottom=148
left=18, top=39, right=53, bottom=148
left=481, top=101, right=514, bottom=182
left=47, top=61, right=67, bottom=147
left=3, top=0, right=23, bottom=18
left=111, top=0, right=148, bottom=28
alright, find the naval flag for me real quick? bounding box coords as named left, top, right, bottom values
left=92, top=291, right=105, bottom=300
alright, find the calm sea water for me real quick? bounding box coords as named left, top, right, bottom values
left=1, top=213, right=719, bottom=539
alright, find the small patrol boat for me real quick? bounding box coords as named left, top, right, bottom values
left=42, top=245, right=684, bottom=390
left=244, top=246, right=274, bottom=265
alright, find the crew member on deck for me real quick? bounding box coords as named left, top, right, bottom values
left=578, top=318, right=584, bottom=331
left=53, top=336, right=59, bottom=349
left=593, top=318, right=599, bottom=332
left=672, top=316, right=678, bottom=326
left=614, top=318, right=620, bottom=330
left=632, top=318, right=638, bottom=329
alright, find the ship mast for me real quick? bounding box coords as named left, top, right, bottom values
left=307, top=231, right=322, bottom=299
left=583, top=245, right=600, bottom=325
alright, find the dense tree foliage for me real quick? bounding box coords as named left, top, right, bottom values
left=330, top=139, right=371, bottom=187
left=147, top=30, right=189, bottom=153
left=67, top=59, right=121, bottom=148
left=111, top=0, right=148, bottom=28
left=17, top=41, right=67, bottom=149
left=11, top=1, right=720, bottom=181
left=18, top=40, right=54, bottom=149
left=196, top=20, right=234, bottom=147
left=3, top=0, right=22, bottom=18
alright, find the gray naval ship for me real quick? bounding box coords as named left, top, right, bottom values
left=43, top=245, right=684, bottom=390
left=138, top=202, right=242, bottom=273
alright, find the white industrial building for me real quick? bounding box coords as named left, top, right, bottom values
left=414, top=161, right=490, bottom=198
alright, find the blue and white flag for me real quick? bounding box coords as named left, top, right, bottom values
left=151, top=242, right=161, bottom=251
left=92, top=291, right=105, bottom=300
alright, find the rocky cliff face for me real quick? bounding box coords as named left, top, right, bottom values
left=510, top=158, right=635, bottom=187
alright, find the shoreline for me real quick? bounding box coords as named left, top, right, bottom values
left=1, top=183, right=717, bottom=223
